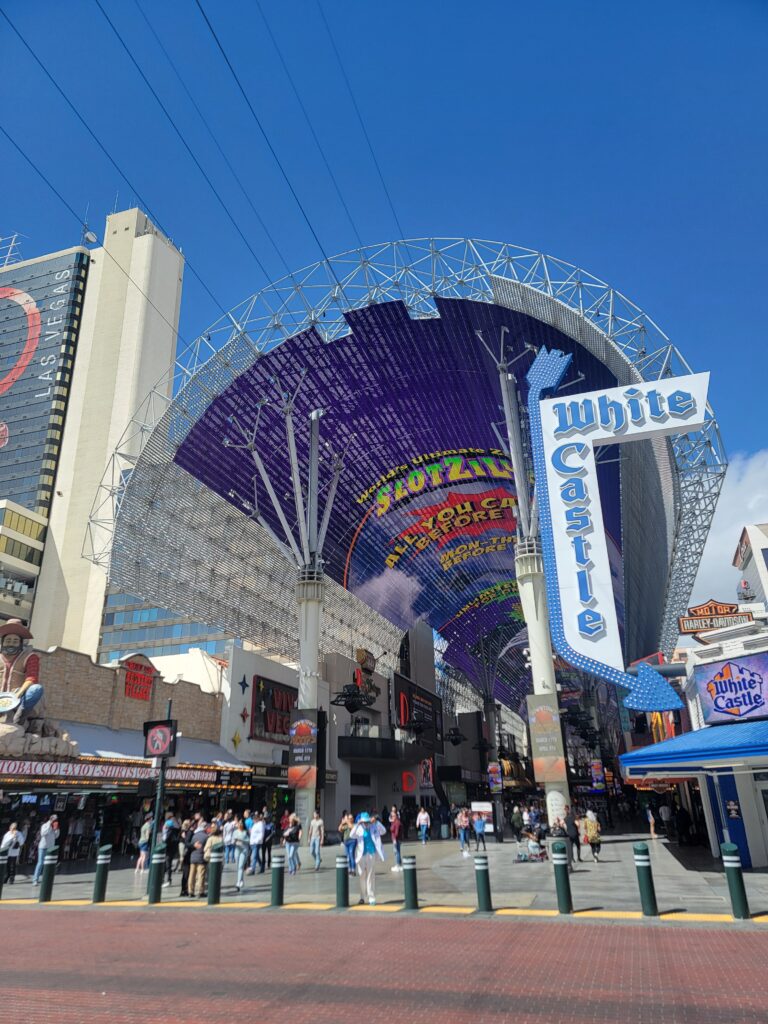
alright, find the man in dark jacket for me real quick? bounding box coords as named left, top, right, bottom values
left=188, top=821, right=208, bottom=897
left=564, top=806, right=581, bottom=863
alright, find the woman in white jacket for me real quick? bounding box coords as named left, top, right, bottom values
left=350, top=812, right=386, bottom=906
left=1, top=822, right=25, bottom=884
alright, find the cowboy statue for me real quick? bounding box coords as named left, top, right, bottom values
left=0, top=619, right=45, bottom=730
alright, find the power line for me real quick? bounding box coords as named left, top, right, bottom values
left=0, top=5, right=228, bottom=319
left=193, top=0, right=344, bottom=288
left=132, top=0, right=292, bottom=276
left=0, top=120, right=190, bottom=352
left=92, top=0, right=274, bottom=283
left=314, top=1, right=407, bottom=242
left=253, top=0, right=363, bottom=249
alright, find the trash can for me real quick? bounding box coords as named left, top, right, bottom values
left=440, top=824, right=449, bottom=840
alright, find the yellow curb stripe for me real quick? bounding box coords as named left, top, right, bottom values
left=218, top=902, right=270, bottom=909
left=574, top=910, right=643, bottom=920
left=495, top=908, right=559, bottom=917
left=284, top=902, right=335, bottom=910
left=421, top=905, right=475, bottom=915
left=349, top=903, right=403, bottom=912
left=751, top=914, right=768, bottom=923
left=48, top=899, right=91, bottom=907
left=0, top=899, right=38, bottom=905
left=102, top=900, right=144, bottom=907
left=659, top=917, right=737, bottom=925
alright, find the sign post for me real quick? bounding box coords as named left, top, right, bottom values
left=144, top=701, right=176, bottom=896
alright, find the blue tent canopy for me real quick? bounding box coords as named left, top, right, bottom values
left=620, top=719, right=768, bottom=777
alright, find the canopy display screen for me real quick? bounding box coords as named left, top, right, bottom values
left=174, top=298, right=622, bottom=703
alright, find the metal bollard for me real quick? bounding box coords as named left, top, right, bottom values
left=271, top=852, right=285, bottom=907
left=0, top=852, right=6, bottom=900
left=721, top=843, right=750, bottom=920
left=336, top=854, right=349, bottom=908
left=92, top=845, right=112, bottom=904
left=474, top=854, right=493, bottom=912
left=207, top=847, right=224, bottom=905
left=38, top=846, right=59, bottom=904
left=551, top=841, right=573, bottom=914
left=632, top=842, right=658, bottom=916
left=147, top=843, right=166, bottom=905
left=402, top=855, right=419, bottom=911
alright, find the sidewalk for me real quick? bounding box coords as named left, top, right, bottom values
left=10, top=832, right=768, bottom=915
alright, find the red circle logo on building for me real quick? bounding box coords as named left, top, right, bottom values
left=0, top=287, right=41, bottom=397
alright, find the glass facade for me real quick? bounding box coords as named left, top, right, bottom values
left=98, top=591, right=231, bottom=663
left=0, top=251, right=89, bottom=516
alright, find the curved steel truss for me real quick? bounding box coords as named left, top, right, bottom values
left=86, top=238, right=727, bottom=664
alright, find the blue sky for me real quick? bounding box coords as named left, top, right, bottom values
left=1, top=0, right=766, bottom=472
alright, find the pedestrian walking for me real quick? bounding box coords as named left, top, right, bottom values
left=510, top=805, right=524, bottom=842
left=584, top=810, right=601, bottom=862
left=472, top=812, right=487, bottom=851
left=161, top=811, right=180, bottom=887
left=283, top=813, right=302, bottom=875
left=646, top=805, right=657, bottom=840
left=248, top=813, right=265, bottom=874
left=223, top=815, right=236, bottom=864
left=456, top=807, right=471, bottom=858
left=31, top=814, right=58, bottom=884
left=307, top=810, right=324, bottom=870
left=350, top=811, right=386, bottom=905
left=564, top=805, right=581, bottom=864
left=136, top=814, right=152, bottom=873
left=416, top=806, right=431, bottom=845
left=389, top=807, right=403, bottom=871
left=204, top=823, right=223, bottom=884
left=178, top=820, right=193, bottom=897
left=340, top=811, right=356, bottom=876
left=1, top=822, right=25, bottom=884
left=658, top=802, right=672, bottom=835
left=232, top=817, right=249, bottom=891
left=187, top=820, right=209, bottom=897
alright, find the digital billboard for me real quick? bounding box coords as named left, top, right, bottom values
left=693, top=652, right=768, bottom=724
left=393, top=672, right=444, bottom=753
left=0, top=250, right=88, bottom=515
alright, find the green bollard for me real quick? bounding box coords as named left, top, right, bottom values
left=551, top=841, right=572, bottom=914
left=38, top=846, right=59, bottom=904
left=0, top=852, right=6, bottom=900
left=271, top=851, right=285, bottom=907
left=336, top=853, right=349, bottom=908
left=92, top=845, right=112, bottom=904
left=147, top=843, right=166, bottom=905
left=474, top=854, right=493, bottom=912
left=721, top=843, right=750, bottom=920
left=402, top=854, right=419, bottom=911
left=207, top=848, right=224, bottom=905
left=633, top=842, right=658, bottom=916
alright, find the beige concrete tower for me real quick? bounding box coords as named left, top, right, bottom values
left=31, top=209, right=184, bottom=656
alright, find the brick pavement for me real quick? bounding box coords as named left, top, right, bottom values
left=3, top=907, right=764, bottom=1023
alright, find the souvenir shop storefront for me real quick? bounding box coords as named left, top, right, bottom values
left=0, top=750, right=252, bottom=865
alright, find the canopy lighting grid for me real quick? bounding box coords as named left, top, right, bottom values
left=86, top=239, right=726, bottom=682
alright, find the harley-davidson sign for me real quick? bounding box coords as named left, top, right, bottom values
left=678, top=600, right=753, bottom=635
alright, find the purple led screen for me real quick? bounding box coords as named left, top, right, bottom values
left=175, top=298, right=621, bottom=699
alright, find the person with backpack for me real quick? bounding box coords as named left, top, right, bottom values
left=161, top=811, right=180, bottom=887
left=584, top=810, right=602, bottom=862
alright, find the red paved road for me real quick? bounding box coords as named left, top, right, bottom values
left=4, top=908, right=764, bottom=1023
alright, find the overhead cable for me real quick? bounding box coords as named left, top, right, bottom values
left=132, top=0, right=293, bottom=276
left=0, top=5, right=228, bottom=319
left=253, top=0, right=363, bottom=248
left=0, top=120, right=190, bottom=351
left=314, top=1, right=407, bottom=242
left=193, top=0, right=345, bottom=289
left=93, top=0, right=274, bottom=282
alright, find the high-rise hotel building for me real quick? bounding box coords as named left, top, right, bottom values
left=1, top=209, right=184, bottom=656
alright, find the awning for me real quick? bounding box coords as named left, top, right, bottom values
left=620, top=719, right=768, bottom=778
left=59, top=721, right=248, bottom=770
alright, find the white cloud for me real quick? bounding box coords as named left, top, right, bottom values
left=690, top=448, right=768, bottom=605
